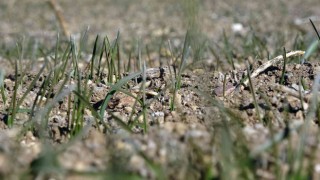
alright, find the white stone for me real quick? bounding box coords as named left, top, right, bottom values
left=232, top=23, right=244, bottom=33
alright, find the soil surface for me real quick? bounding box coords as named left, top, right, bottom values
left=0, top=0, right=320, bottom=179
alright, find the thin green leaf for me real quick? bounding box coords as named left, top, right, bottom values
left=99, top=71, right=142, bottom=119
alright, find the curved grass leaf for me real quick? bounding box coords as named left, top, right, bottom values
left=99, top=71, right=142, bottom=119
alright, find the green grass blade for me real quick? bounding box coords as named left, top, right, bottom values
left=280, top=47, right=287, bottom=85
left=99, top=71, right=142, bottom=120
left=246, top=61, right=261, bottom=121
left=8, top=52, right=20, bottom=127
left=73, top=90, right=105, bottom=132
left=97, top=36, right=106, bottom=78
left=0, top=69, right=6, bottom=105
left=303, top=40, right=319, bottom=61
left=90, top=35, right=99, bottom=79
left=109, top=112, right=133, bottom=133
left=310, top=18, right=320, bottom=40
left=78, top=26, right=90, bottom=55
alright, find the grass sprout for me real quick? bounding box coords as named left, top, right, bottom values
left=280, top=47, right=287, bottom=85
left=170, top=31, right=191, bottom=111
left=302, top=40, right=318, bottom=63
left=7, top=40, right=27, bottom=127
left=246, top=61, right=261, bottom=122
left=89, top=35, right=99, bottom=80
left=310, top=18, right=320, bottom=41
left=0, top=69, right=6, bottom=105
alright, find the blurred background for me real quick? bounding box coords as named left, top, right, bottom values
left=0, top=0, right=319, bottom=40
left=0, top=0, right=319, bottom=64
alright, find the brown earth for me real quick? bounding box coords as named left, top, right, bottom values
left=0, top=0, right=320, bottom=179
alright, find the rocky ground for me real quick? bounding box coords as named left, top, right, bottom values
left=0, top=0, right=320, bottom=179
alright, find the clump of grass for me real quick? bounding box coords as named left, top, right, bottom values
left=7, top=39, right=48, bottom=127
left=91, top=32, right=122, bottom=84
left=7, top=31, right=154, bottom=136
left=169, top=31, right=191, bottom=111
left=69, top=37, right=86, bottom=135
